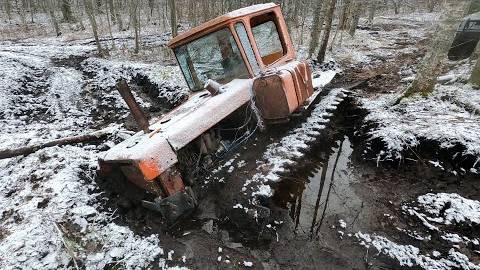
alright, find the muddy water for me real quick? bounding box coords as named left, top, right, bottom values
left=274, top=136, right=364, bottom=237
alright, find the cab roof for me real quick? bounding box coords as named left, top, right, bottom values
left=167, top=3, right=277, bottom=49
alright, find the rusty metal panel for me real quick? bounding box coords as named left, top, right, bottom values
left=162, top=79, right=253, bottom=150
left=253, top=71, right=298, bottom=120
left=167, top=3, right=278, bottom=49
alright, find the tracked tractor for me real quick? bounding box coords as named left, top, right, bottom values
left=99, top=3, right=317, bottom=222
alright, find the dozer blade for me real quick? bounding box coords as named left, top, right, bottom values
left=142, top=187, right=197, bottom=223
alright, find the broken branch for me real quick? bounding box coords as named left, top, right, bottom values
left=0, top=127, right=115, bottom=160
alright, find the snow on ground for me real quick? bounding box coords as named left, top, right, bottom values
left=245, top=87, right=348, bottom=197
left=404, top=193, right=480, bottom=227
left=0, top=38, right=188, bottom=269
left=353, top=193, right=480, bottom=270
left=360, top=78, right=480, bottom=164
left=324, top=12, right=440, bottom=67
left=356, top=232, right=480, bottom=270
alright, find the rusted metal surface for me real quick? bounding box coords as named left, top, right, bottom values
left=116, top=80, right=150, bottom=133
left=167, top=3, right=277, bottom=48
left=99, top=79, right=253, bottom=190
left=100, top=3, right=315, bottom=220
left=253, top=61, right=314, bottom=121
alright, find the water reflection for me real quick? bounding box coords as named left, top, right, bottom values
left=273, top=136, right=363, bottom=237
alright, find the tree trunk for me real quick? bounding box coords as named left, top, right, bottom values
left=107, top=0, right=116, bottom=24
left=348, top=0, right=361, bottom=36
left=316, top=0, right=337, bottom=63
left=169, top=0, right=177, bottom=37
left=61, top=0, right=75, bottom=22
left=84, top=0, right=104, bottom=55
left=399, top=1, right=468, bottom=101
left=148, top=0, right=155, bottom=21
left=48, top=0, right=61, bottom=36
left=391, top=0, right=399, bottom=14
left=131, top=0, right=140, bottom=53
left=29, top=0, right=35, bottom=23
left=339, top=0, right=351, bottom=31
left=105, top=0, right=116, bottom=50
left=0, top=128, right=114, bottom=160
left=470, top=54, right=480, bottom=87
left=308, top=0, right=326, bottom=57
left=368, top=0, right=376, bottom=25
left=18, top=0, right=27, bottom=27
left=5, top=0, right=12, bottom=21
left=114, top=0, right=123, bottom=31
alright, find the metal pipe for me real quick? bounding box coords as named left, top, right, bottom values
left=115, top=80, right=150, bottom=133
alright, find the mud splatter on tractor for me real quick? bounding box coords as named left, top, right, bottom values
left=99, top=3, right=320, bottom=222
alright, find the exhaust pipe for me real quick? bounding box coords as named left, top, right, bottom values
left=115, top=80, right=150, bottom=133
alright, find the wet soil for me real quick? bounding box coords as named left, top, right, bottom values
left=94, top=88, right=479, bottom=269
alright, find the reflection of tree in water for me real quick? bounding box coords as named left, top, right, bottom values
left=273, top=138, right=347, bottom=238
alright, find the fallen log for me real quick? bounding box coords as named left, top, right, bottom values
left=0, top=127, right=115, bottom=160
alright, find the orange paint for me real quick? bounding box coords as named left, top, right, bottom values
left=138, top=159, right=161, bottom=181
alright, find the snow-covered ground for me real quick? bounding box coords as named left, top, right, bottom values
left=360, top=62, right=480, bottom=173
left=0, top=39, right=188, bottom=269
left=354, top=193, right=480, bottom=270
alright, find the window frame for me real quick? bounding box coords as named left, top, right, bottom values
left=249, top=12, right=288, bottom=67
left=234, top=21, right=261, bottom=76
left=173, top=27, right=250, bottom=92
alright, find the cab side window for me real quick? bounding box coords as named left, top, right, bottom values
left=251, top=12, right=285, bottom=66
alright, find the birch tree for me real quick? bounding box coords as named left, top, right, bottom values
left=317, top=0, right=337, bottom=63
left=398, top=1, right=468, bottom=101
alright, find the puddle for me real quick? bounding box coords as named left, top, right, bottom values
left=273, top=136, right=364, bottom=237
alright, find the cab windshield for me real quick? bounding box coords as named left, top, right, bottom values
left=174, top=28, right=250, bottom=91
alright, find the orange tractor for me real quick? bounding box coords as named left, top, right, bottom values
left=99, top=3, right=316, bottom=221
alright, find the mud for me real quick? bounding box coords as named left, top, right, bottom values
left=96, top=64, right=480, bottom=270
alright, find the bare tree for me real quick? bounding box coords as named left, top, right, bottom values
left=105, top=0, right=116, bottom=50
left=61, top=0, right=75, bottom=22
left=308, top=0, right=326, bottom=57
left=107, top=0, right=116, bottom=24
left=348, top=0, right=361, bottom=36
left=48, top=0, right=61, bottom=36
left=317, top=0, right=337, bottom=63
left=169, top=0, right=177, bottom=37
left=131, top=0, right=140, bottom=53
left=114, top=0, right=123, bottom=31
left=368, top=0, right=377, bottom=25
left=398, top=1, right=468, bottom=101
left=5, top=0, right=12, bottom=22
left=84, top=0, right=104, bottom=55
left=470, top=52, right=480, bottom=87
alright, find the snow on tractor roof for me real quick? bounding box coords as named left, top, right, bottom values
left=167, top=3, right=277, bottom=48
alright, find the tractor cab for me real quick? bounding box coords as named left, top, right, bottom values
left=168, top=3, right=296, bottom=91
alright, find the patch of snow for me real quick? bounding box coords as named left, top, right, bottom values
left=243, top=261, right=253, bottom=267
left=356, top=232, right=480, bottom=270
